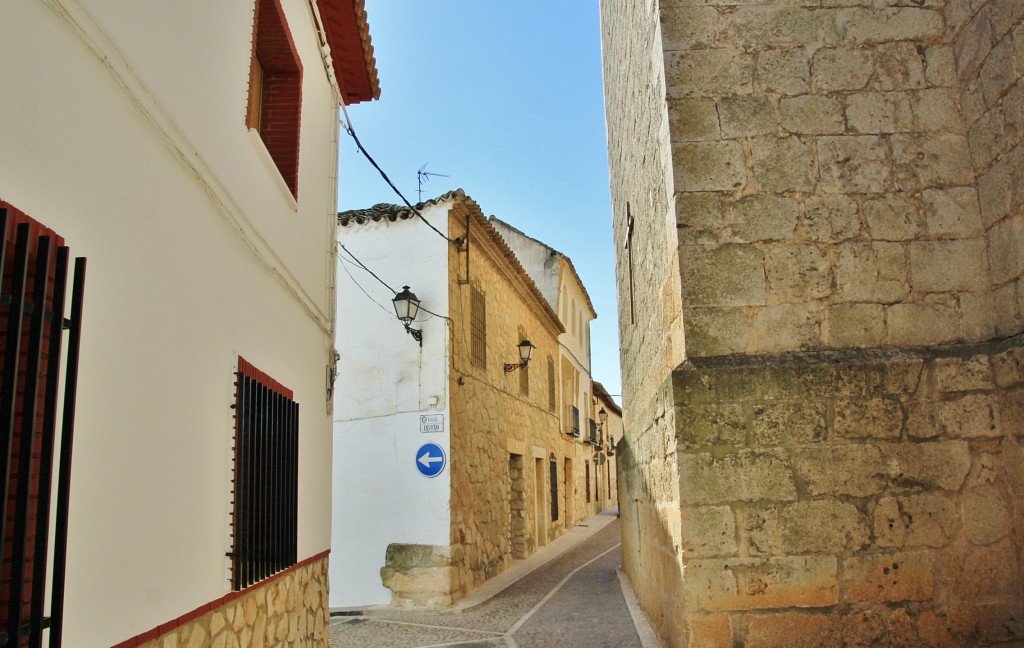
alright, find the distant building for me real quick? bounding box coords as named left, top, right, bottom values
left=0, top=1, right=377, bottom=645
left=490, top=217, right=618, bottom=525
left=331, top=190, right=616, bottom=609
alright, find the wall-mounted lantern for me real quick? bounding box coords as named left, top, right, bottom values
left=392, top=285, right=422, bottom=345
left=503, top=339, right=535, bottom=372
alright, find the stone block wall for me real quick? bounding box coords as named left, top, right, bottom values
left=119, top=554, right=330, bottom=648
left=675, top=337, right=1024, bottom=647
left=663, top=1, right=1010, bottom=358
left=444, top=201, right=610, bottom=602
left=380, top=544, right=460, bottom=608
left=603, top=1, right=1024, bottom=645
left=601, top=0, right=686, bottom=417
left=953, top=0, right=1024, bottom=337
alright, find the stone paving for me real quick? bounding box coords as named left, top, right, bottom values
left=329, top=514, right=648, bottom=648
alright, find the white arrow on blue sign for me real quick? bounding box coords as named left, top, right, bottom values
left=415, top=442, right=446, bottom=478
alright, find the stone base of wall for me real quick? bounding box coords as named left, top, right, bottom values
left=380, top=543, right=461, bottom=608
left=671, top=335, right=1024, bottom=648
left=115, top=552, right=330, bottom=648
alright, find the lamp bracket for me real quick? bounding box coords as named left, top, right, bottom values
left=405, top=324, right=422, bottom=346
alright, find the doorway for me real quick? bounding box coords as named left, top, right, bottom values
left=534, top=457, right=547, bottom=547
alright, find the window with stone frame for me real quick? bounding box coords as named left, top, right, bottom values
left=470, top=286, right=486, bottom=369
left=246, top=0, right=303, bottom=198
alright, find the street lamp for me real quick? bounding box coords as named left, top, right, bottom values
left=503, top=339, right=535, bottom=372
left=392, top=285, right=422, bottom=345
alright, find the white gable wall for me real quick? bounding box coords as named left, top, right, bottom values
left=331, top=201, right=452, bottom=607
left=0, top=0, right=340, bottom=644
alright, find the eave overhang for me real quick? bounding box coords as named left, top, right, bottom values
left=317, top=0, right=380, bottom=105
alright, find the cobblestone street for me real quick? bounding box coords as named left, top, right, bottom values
left=329, top=511, right=653, bottom=648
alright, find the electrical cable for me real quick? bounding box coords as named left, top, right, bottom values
left=339, top=119, right=459, bottom=246
left=338, top=245, right=452, bottom=322
left=336, top=253, right=395, bottom=318
left=338, top=244, right=394, bottom=293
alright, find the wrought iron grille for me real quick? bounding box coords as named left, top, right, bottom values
left=229, top=362, right=299, bottom=590
left=0, top=205, right=86, bottom=648
left=567, top=406, right=580, bottom=437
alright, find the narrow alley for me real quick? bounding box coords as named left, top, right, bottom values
left=329, top=511, right=653, bottom=648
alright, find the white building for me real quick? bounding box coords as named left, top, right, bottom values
left=0, top=1, right=377, bottom=645
left=331, top=192, right=617, bottom=609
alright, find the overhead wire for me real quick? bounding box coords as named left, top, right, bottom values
left=338, top=110, right=460, bottom=246
left=337, top=245, right=451, bottom=323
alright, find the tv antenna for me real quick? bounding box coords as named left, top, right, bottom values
left=417, top=163, right=450, bottom=201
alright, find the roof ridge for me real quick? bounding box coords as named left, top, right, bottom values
left=338, top=188, right=465, bottom=225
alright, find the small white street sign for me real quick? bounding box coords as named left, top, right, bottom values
left=420, top=414, right=444, bottom=433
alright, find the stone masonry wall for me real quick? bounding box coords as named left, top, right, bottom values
left=603, top=1, right=1024, bottom=646
left=602, top=0, right=686, bottom=415
left=676, top=337, right=1024, bottom=647
left=124, top=554, right=330, bottom=648
left=665, top=0, right=1004, bottom=357
left=601, top=0, right=689, bottom=641
left=445, top=204, right=592, bottom=602
left=953, top=0, right=1024, bottom=337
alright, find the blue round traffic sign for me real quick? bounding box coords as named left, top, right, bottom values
left=415, top=442, right=446, bottom=478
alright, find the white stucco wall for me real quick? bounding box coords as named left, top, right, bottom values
left=0, top=1, right=340, bottom=645
left=489, top=219, right=561, bottom=310
left=330, top=201, right=452, bottom=608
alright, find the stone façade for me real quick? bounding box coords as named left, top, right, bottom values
left=602, top=0, right=1024, bottom=645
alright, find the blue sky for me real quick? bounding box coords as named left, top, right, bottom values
left=337, top=2, right=622, bottom=400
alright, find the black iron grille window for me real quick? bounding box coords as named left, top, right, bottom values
left=0, top=203, right=86, bottom=648
left=230, top=358, right=299, bottom=591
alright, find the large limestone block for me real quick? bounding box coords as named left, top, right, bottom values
left=748, top=304, right=821, bottom=353
left=863, top=193, right=921, bottom=241
left=681, top=244, right=766, bottom=307
left=681, top=505, right=738, bottom=557
left=758, top=48, right=811, bottom=96
left=818, top=136, right=893, bottom=193
left=724, top=8, right=839, bottom=49
left=666, top=49, right=754, bottom=98
left=802, top=195, right=861, bottom=243
left=872, top=494, right=958, bottom=549
left=680, top=448, right=797, bottom=505
left=751, top=136, right=816, bottom=192
left=845, top=551, right=934, bottom=603
left=909, top=239, right=988, bottom=292
left=778, top=499, right=869, bottom=554
left=886, top=303, right=960, bottom=346
left=813, top=48, right=874, bottom=92
left=835, top=242, right=909, bottom=303
left=718, top=96, right=776, bottom=138
left=825, top=303, right=886, bottom=347
left=732, top=195, right=799, bottom=242
left=684, top=555, right=839, bottom=612
left=792, top=444, right=886, bottom=497
left=839, top=8, right=944, bottom=45
left=674, top=141, right=747, bottom=192
left=780, top=95, right=844, bottom=135
left=891, top=133, right=974, bottom=191
left=921, top=187, right=982, bottom=238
